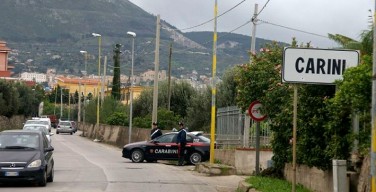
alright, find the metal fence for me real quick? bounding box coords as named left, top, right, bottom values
left=216, top=106, right=271, bottom=149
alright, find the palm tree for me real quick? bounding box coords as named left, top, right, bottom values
left=328, top=29, right=372, bottom=56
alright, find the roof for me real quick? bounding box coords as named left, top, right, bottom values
left=56, top=77, right=100, bottom=85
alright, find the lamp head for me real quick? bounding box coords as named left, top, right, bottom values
left=127, top=31, right=136, bottom=38
left=80, top=50, right=87, bottom=54
left=92, top=33, right=101, bottom=37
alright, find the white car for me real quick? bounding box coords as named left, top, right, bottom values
left=23, top=124, right=53, bottom=143
left=25, top=119, right=52, bottom=132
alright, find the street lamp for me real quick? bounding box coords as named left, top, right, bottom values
left=127, top=31, right=136, bottom=143
left=92, top=33, right=101, bottom=126
left=80, top=50, right=88, bottom=76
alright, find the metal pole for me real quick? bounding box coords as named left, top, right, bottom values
left=250, top=4, right=258, bottom=63
left=292, top=85, right=298, bottom=192
left=54, top=86, right=57, bottom=115
left=209, top=0, right=218, bottom=164
left=84, top=52, right=87, bottom=75
left=152, top=15, right=161, bottom=124
left=255, top=121, right=260, bottom=175
left=101, top=56, right=107, bottom=103
left=371, top=2, right=376, bottom=191
left=93, top=34, right=101, bottom=126
left=60, top=88, right=63, bottom=119
left=78, top=79, right=81, bottom=122
left=167, top=42, right=172, bottom=111
left=129, top=35, right=135, bottom=144
left=68, top=92, right=71, bottom=120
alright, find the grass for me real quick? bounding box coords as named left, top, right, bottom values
left=246, top=176, right=312, bottom=192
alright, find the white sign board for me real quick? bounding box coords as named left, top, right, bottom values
left=282, top=48, right=359, bottom=84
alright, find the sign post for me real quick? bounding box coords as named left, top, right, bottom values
left=282, top=47, right=359, bottom=192
left=248, top=101, right=266, bottom=175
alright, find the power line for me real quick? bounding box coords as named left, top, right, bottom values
left=257, top=18, right=330, bottom=39
left=176, top=0, right=247, bottom=31
left=174, top=19, right=252, bottom=54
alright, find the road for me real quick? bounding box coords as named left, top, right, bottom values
left=0, top=130, right=244, bottom=192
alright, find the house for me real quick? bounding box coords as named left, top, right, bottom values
left=0, top=41, right=13, bottom=77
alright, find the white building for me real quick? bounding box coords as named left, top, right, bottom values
left=20, top=72, right=47, bottom=83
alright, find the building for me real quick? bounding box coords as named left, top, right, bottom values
left=55, top=77, right=102, bottom=97
left=20, top=72, right=47, bottom=83
left=0, top=41, right=12, bottom=77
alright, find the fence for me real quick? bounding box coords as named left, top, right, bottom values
left=216, top=106, right=271, bottom=149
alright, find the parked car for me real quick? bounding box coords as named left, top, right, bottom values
left=122, top=132, right=210, bottom=164
left=70, top=121, right=77, bottom=133
left=25, top=119, right=51, bottom=133
left=56, top=121, right=75, bottom=135
left=0, top=130, right=54, bottom=186
left=23, top=124, right=53, bottom=143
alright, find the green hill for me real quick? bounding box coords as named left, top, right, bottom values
left=1, top=0, right=287, bottom=77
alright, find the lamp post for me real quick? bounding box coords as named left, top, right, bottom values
left=92, top=33, right=101, bottom=126
left=80, top=50, right=88, bottom=76
left=127, top=31, right=136, bottom=143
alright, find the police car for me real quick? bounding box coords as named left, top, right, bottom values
left=122, top=131, right=210, bottom=164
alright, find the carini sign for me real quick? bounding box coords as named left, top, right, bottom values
left=282, top=48, right=360, bottom=84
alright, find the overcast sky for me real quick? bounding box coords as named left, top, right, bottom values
left=129, top=0, right=373, bottom=48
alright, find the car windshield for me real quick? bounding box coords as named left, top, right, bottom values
left=59, top=122, right=71, bottom=126
left=0, top=134, right=40, bottom=149
left=26, top=120, right=48, bottom=125
left=23, top=126, right=49, bottom=135
left=198, top=135, right=210, bottom=143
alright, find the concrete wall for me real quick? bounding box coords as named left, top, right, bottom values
left=79, top=122, right=151, bottom=148
left=284, top=164, right=333, bottom=192
left=214, top=148, right=273, bottom=175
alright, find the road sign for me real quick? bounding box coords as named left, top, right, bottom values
left=248, top=101, right=266, bottom=122
left=282, top=47, right=360, bottom=84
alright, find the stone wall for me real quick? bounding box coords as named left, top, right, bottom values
left=0, top=115, right=27, bottom=131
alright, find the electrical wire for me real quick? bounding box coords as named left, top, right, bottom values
left=257, top=18, right=330, bottom=39
left=174, top=0, right=247, bottom=31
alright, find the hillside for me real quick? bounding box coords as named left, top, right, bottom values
left=1, top=0, right=287, bottom=78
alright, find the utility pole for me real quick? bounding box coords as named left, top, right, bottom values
left=101, top=56, right=107, bottom=103
left=209, top=0, right=218, bottom=165
left=68, top=92, right=71, bottom=120
left=371, top=1, right=376, bottom=191
left=152, top=15, right=160, bottom=124
left=78, top=79, right=81, bottom=122
left=60, top=88, right=63, bottom=119
left=250, top=4, right=258, bottom=63
left=167, top=42, right=172, bottom=111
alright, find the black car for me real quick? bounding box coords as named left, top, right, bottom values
left=0, top=130, right=54, bottom=186
left=122, top=132, right=210, bottom=164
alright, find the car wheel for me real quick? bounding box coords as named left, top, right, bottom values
left=70, top=132, right=73, bottom=135
left=189, top=152, right=202, bottom=164
left=131, top=149, right=144, bottom=163
left=47, top=165, right=54, bottom=182
left=56, top=131, right=59, bottom=134
left=38, top=170, right=47, bottom=186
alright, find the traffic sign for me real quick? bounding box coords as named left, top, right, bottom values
left=282, top=47, right=359, bottom=84
left=248, top=101, right=266, bottom=122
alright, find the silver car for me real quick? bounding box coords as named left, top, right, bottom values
left=23, top=124, right=53, bottom=143
left=56, top=121, right=74, bottom=135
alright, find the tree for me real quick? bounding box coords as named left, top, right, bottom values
left=112, top=44, right=122, bottom=100
left=217, top=67, right=239, bottom=108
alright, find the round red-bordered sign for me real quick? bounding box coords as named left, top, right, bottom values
left=248, top=101, right=267, bottom=122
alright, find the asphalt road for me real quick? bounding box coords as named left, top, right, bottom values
left=0, top=130, right=245, bottom=192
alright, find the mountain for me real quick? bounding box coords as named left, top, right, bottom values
left=1, top=0, right=287, bottom=78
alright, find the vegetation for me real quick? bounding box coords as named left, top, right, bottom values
left=112, top=44, right=122, bottom=100
left=245, top=176, right=312, bottom=192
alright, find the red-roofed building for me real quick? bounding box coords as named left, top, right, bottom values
left=0, top=41, right=12, bottom=77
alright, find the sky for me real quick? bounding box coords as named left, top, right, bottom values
left=129, top=0, right=374, bottom=48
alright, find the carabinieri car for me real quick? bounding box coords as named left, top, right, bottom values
left=122, top=132, right=210, bottom=165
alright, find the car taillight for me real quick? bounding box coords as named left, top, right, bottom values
left=57, top=126, right=60, bottom=128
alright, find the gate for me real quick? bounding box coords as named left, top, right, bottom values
left=216, top=106, right=271, bottom=149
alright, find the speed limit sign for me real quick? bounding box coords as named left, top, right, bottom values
left=248, top=101, right=266, bottom=122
